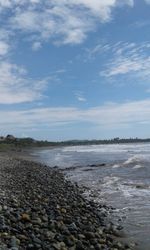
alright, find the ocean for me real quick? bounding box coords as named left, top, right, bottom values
left=31, top=143, right=150, bottom=250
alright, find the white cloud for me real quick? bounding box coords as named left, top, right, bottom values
left=1, top=99, right=150, bottom=132
left=75, top=91, right=87, bottom=102
left=0, top=0, right=135, bottom=47
left=0, top=0, right=149, bottom=49
left=32, top=41, right=42, bottom=51
left=0, top=0, right=12, bottom=8
left=0, top=61, right=48, bottom=104
left=10, top=7, right=94, bottom=45
left=86, top=43, right=112, bottom=60
left=134, top=20, right=150, bottom=28
left=0, top=29, right=12, bottom=57
left=144, top=0, right=150, bottom=4
left=100, top=42, right=150, bottom=81
left=77, top=96, right=87, bottom=102
left=0, top=0, right=39, bottom=8
left=57, top=0, right=116, bottom=22
left=104, top=57, right=148, bottom=76
left=0, top=41, right=9, bottom=56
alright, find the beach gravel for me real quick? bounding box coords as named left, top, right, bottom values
left=0, top=155, right=131, bottom=250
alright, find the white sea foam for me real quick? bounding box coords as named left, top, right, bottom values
left=115, top=207, right=130, bottom=212
left=62, top=144, right=128, bottom=153
left=62, top=143, right=150, bottom=154
left=133, top=164, right=143, bottom=169
left=123, top=155, right=141, bottom=165
left=54, top=153, right=62, bottom=160
left=102, top=176, right=120, bottom=187
left=112, top=164, right=120, bottom=168
left=122, top=187, right=133, bottom=197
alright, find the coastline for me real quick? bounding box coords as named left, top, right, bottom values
left=0, top=152, right=133, bottom=250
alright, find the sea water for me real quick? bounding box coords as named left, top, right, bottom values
left=32, top=143, right=150, bottom=250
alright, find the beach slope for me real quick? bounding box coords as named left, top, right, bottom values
left=0, top=154, right=130, bottom=250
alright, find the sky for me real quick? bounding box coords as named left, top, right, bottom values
left=0, top=0, right=150, bottom=141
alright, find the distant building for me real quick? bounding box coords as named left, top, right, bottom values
left=6, top=135, right=16, bottom=140
left=0, top=136, right=5, bottom=141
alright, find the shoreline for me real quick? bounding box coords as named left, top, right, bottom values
left=0, top=153, right=134, bottom=250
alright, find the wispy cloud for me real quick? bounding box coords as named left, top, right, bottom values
left=75, top=91, right=87, bottom=102
left=0, top=41, right=9, bottom=56
left=0, top=1, right=149, bottom=48
left=144, top=0, right=150, bottom=4
left=0, top=1, right=136, bottom=106
left=85, top=43, right=112, bottom=60
left=0, top=0, right=135, bottom=47
left=32, top=41, right=42, bottom=51
left=0, top=1, right=149, bottom=106
left=1, top=99, right=150, bottom=133
left=0, top=61, right=48, bottom=104
left=77, top=96, right=87, bottom=102
left=133, top=20, right=150, bottom=28
left=0, top=29, right=12, bottom=57
left=99, top=42, right=150, bottom=82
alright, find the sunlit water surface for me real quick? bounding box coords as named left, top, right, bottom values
left=31, top=143, right=150, bottom=250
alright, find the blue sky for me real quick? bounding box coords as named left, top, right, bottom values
left=0, top=0, right=150, bottom=140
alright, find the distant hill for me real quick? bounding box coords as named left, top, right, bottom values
left=1, top=135, right=150, bottom=151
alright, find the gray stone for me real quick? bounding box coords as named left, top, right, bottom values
left=10, top=236, right=19, bottom=248
left=0, top=205, right=2, bottom=212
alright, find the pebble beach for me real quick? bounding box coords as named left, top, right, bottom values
left=0, top=154, right=133, bottom=250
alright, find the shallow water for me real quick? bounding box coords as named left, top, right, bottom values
left=32, top=143, right=150, bottom=250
